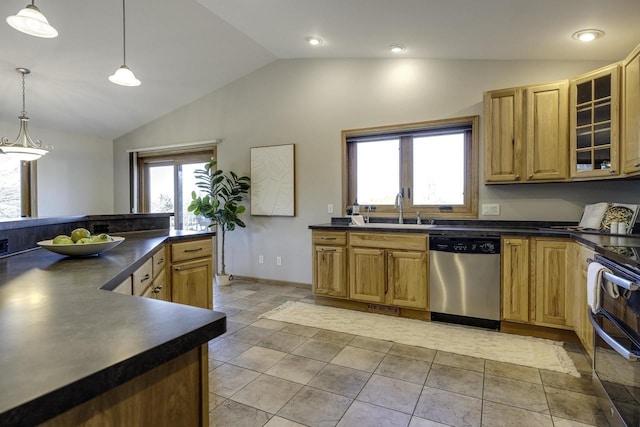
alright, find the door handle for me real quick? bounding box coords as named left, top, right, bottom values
left=589, top=311, right=638, bottom=361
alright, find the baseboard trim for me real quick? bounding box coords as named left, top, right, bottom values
left=501, top=321, right=580, bottom=342
left=230, top=275, right=311, bottom=289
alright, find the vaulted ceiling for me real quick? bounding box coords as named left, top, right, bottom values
left=0, top=0, right=638, bottom=140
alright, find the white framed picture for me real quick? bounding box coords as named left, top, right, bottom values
left=250, top=144, right=295, bottom=216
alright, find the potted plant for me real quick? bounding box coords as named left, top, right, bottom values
left=187, top=160, right=250, bottom=286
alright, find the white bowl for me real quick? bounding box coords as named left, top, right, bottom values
left=37, top=236, right=125, bottom=257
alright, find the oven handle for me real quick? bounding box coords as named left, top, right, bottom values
left=589, top=310, right=638, bottom=361
left=602, top=271, right=640, bottom=292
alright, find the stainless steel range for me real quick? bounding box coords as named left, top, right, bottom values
left=589, top=252, right=640, bottom=426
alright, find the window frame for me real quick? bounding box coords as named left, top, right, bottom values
left=342, top=116, right=479, bottom=219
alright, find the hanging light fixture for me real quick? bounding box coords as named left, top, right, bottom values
left=0, top=68, right=52, bottom=162
left=6, top=1, right=58, bottom=38
left=109, top=0, right=140, bottom=86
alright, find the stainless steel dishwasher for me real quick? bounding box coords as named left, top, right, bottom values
left=429, top=236, right=501, bottom=329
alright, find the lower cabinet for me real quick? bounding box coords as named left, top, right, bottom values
left=170, top=238, right=213, bottom=310
left=501, top=236, right=530, bottom=323
left=573, top=242, right=595, bottom=360
left=312, top=231, right=348, bottom=298
left=349, top=233, right=428, bottom=310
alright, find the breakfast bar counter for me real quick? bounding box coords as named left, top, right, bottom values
left=0, top=229, right=224, bottom=426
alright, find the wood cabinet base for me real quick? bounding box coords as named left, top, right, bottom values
left=500, top=321, right=580, bottom=343
left=314, top=296, right=430, bottom=321
left=42, top=346, right=209, bottom=427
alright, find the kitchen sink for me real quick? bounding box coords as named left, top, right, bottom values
left=349, top=222, right=437, bottom=229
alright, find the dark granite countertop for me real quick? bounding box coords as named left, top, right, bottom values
left=0, top=229, right=224, bottom=426
left=309, top=221, right=640, bottom=268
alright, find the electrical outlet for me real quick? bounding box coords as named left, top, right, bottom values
left=327, top=204, right=334, bottom=214
left=276, top=256, right=282, bottom=266
left=258, top=255, right=264, bottom=264
left=482, top=204, right=500, bottom=216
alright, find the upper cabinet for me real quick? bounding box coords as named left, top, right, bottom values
left=570, top=64, right=620, bottom=179
left=484, top=81, right=568, bottom=183
left=623, top=43, right=640, bottom=175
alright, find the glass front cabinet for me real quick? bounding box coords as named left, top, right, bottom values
left=569, top=64, right=620, bottom=179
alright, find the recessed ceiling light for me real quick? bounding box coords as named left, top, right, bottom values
left=306, top=36, right=323, bottom=46
left=390, top=44, right=406, bottom=53
left=572, top=29, right=605, bottom=42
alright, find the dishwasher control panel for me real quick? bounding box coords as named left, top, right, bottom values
left=429, top=236, right=500, bottom=254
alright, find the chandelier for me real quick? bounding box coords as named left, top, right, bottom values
left=0, top=68, right=52, bottom=161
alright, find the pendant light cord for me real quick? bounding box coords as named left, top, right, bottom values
left=21, top=72, right=27, bottom=117
left=122, top=0, right=127, bottom=65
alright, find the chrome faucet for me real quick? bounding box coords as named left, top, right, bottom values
left=394, top=192, right=404, bottom=224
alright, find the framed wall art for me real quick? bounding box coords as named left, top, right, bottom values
left=250, top=144, right=295, bottom=216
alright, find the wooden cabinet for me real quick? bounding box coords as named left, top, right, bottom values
left=572, top=242, right=595, bottom=360
left=532, top=238, right=573, bottom=329
left=501, top=236, right=530, bottom=323
left=150, top=246, right=169, bottom=301
left=170, top=238, right=213, bottom=309
left=570, top=64, right=620, bottom=178
left=484, top=81, right=568, bottom=183
left=132, top=258, right=153, bottom=296
left=623, top=43, right=640, bottom=175
left=112, top=276, right=132, bottom=295
left=349, top=233, right=428, bottom=310
left=312, top=231, right=348, bottom=298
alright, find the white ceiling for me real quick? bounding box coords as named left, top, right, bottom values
left=0, top=0, right=639, bottom=141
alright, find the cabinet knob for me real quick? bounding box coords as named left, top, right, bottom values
left=610, top=169, right=616, bottom=174
left=174, top=267, right=182, bottom=271
left=528, top=174, right=533, bottom=179
left=505, top=241, right=511, bottom=245
left=514, top=175, right=520, bottom=180
left=635, top=163, right=640, bottom=168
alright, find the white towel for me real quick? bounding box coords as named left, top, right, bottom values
left=350, top=215, right=365, bottom=226
left=587, top=262, right=618, bottom=313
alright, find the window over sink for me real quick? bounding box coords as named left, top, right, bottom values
left=0, top=156, right=35, bottom=218
left=342, top=116, right=478, bottom=219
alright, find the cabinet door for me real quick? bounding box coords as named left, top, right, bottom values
left=313, top=245, right=348, bottom=298
left=349, top=247, right=385, bottom=303
left=501, top=237, right=530, bottom=323
left=132, top=259, right=153, bottom=296
left=623, top=43, right=640, bottom=174
left=171, top=258, right=212, bottom=309
left=573, top=243, right=595, bottom=360
left=484, top=88, right=523, bottom=182
left=532, top=239, right=572, bottom=328
left=570, top=65, right=620, bottom=178
left=524, top=81, right=569, bottom=181
left=152, top=270, right=170, bottom=301
left=386, top=250, right=427, bottom=310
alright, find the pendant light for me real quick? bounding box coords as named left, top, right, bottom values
left=0, top=68, right=52, bottom=162
left=6, top=1, right=58, bottom=38
left=109, top=0, right=140, bottom=86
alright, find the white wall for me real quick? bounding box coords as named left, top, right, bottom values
left=113, top=58, right=640, bottom=285
left=0, top=119, right=114, bottom=217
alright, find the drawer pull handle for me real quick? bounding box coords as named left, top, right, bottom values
left=153, top=287, right=161, bottom=293
left=321, top=249, right=336, bottom=252
left=635, top=163, right=640, bottom=167
left=140, top=274, right=150, bottom=282
left=184, top=248, right=203, bottom=253
left=174, top=267, right=182, bottom=271
left=157, top=258, right=164, bottom=264
left=321, top=237, right=337, bottom=240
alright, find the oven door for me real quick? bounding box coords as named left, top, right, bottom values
left=590, top=307, right=640, bottom=426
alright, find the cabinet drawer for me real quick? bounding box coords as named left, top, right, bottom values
left=313, top=231, right=347, bottom=246
left=133, top=258, right=153, bottom=296
left=350, top=233, right=427, bottom=251
left=152, top=246, right=166, bottom=279
left=171, top=239, right=213, bottom=263
left=112, top=276, right=132, bottom=295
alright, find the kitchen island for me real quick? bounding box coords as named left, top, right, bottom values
left=0, top=229, right=224, bottom=426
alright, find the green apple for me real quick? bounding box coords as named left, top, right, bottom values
left=91, top=233, right=113, bottom=242
left=52, top=235, right=73, bottom=245
left=76, top=237, right=94, bottom=244
left=70, top=228, right=91, bottom=243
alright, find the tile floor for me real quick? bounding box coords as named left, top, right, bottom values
left=207, top=280, right=606, bottom=427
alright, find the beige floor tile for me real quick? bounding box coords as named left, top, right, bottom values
left=482, top=400, right=553, bottom=426
left=314, top=329, right=356, bottom=346
left=230, top=374, right=303, bottom=414
left=208, top=338, right=252, bottom=362
left=426, top=363, right=484, bottom=398
left=227, top=310, right=261, bottom=325
left=252, top=318, right=288, bottom=330
left=408, top=416, right=450, bottom=426
left=277, top=386, right=352, bottom=427
left=433, top=351, right=484, bottom=373
left=356, top=374, right=423, bottom=414
left=208, top=364, right=261, bottom=398
left=337, top=400, right=412, bottom=427
left=208, top=357, right=224, bottom=371
left=230, top=346, right=287, bottom=372
left=414, top=386, right=482, bottom=427
left=388, top=343, right=436, bottom=363
left=539, top=369, right=596, bottom=395
left=375, top=354, right=431, bottom=385
left=545, top=386, right=607, bottom=426
left=551, top=416, right=599, bottom=426
left=483, top=374, right=549, bottom=413
left=245, top=302, right=281, bottom=314
left=331, top=346, right=385, bottom=373
left=209, top=400, right=271, bottom=427
left=349, top=335, right=394, bottom=353
left=484, top=359, right=542, bottom=384
left=258, top=331, right=309, bottom=353
left=280, top=323, right=320, bottom=337
left=266, top=354, right=327, bottom=384
left=307, top=364, right=371, bottom=398
left=228, top=325, right=277, bottom=345
left=292, top=338, right=345, bottom=362
left=208, top=392, right=226, bottom=411
left=224, top=298, right=261, bottom=310
left=263, top=416, right=308, bottom=427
